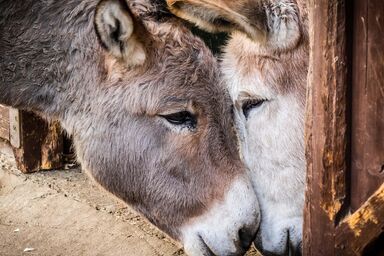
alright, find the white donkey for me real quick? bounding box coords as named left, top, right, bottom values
left=166, top=0, right=309, bottom=255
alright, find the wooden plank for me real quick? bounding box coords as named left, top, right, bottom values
left=303, top=1, right=349, bottom=255
left=350, top=0, right=384, bottom=212
left=9, top=108, right=20, bottom=148
left=336, top=184, right=384, bottom=255
left=0, top=104, right=10, bottom=140
left=12, top=111, right=64, bottom=173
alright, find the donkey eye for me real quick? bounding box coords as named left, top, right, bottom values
left=160, top=111, right=197, bottom=129
left=242, top=99, right=267, bottom=118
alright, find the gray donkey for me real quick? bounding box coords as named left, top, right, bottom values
left=0, top=0, right=261, bottom=255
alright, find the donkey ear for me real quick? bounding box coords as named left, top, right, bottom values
left=95, top=0, right=146, bottom=66
left=166, top=0, right=267, bottom=40
left=166, top=0, right=301, bottom=50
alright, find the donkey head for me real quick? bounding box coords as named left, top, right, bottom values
left=166, top=0, right=308, bottom=255
left=87, top=0, right=261, bottom=255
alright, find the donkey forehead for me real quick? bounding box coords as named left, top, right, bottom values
left=224, top=32, right=308, bottom=99
left=150, top=32, right=225, bottom=97
left=120, top=51, right=229, bottom=115
left=126, top=0, right=224, bottom=88
left=152, top=80, right=231, bottom=115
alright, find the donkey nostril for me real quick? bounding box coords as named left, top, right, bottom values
left=238, top=227, right=256, bottom=250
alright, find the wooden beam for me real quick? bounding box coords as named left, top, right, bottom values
left=12, top=110, right=64, bottom=173
left=336, top=184, right=384, bottom=255
left=303, top=1, right=349, bottom=255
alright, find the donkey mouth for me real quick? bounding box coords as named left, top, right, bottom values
left=197, top=233, right=252, bottom=256
left=281, top=231, right=302, bottom=256
left=257, top=230, right=302, bottom=256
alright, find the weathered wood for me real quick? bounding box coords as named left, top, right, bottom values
left=12, top=111, right=64, bottom=173
left=41, top=121, right=63, bottom=170
left=305, top=0, right=384, bottom=254
left=9, top=108, right=20, bottom=148
left=350, top=0, right=384, bottom=212
left=0, top=104, right=10, bottom=140
left=336, top=184, right=384, bottom=255
left=303, top=1, right=349, bottom=255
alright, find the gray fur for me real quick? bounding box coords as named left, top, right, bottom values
left=0, top=0, right=255, bottom=246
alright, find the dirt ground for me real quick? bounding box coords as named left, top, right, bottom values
left=0, top=145, right=260, bottom=256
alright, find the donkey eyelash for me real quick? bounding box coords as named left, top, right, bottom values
left=159, top=111, right=197, bottom=132
left=242, top=98, right=268, bottom=119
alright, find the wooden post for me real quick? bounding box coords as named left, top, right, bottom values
left=10, top=110, right=64, bottom=173
left=303, top=0, right=349, bottom=255
left=304, top=0, right=384, bottom=254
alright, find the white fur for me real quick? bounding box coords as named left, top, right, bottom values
left=244, top=93, right=304, bottom=253
left=222, top=47, right=305, bottom=253
left=265, top=1, right=301, bottom=51
left=165, top=0, right=306, bottom=253
left=181, top=177, right=260, bottom=256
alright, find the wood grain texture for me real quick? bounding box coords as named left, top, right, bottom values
left=0, top=105, right=10, bottom=140
left=350, top=0, right=384, bottom=212
left=12, top=111, right=64, bottom=173
left=336, top=184, right=384, bottom=255
left=303, top=1, right=349, bottom=255
left=304, top=0, right=384, bottom=254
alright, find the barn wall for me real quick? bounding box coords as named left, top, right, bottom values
left=350, top=0, right=384, bottom=211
